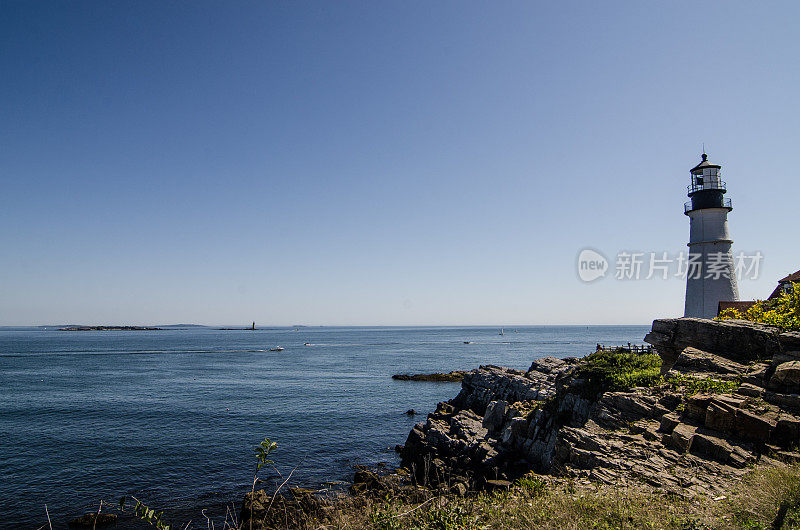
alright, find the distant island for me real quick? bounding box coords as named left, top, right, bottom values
left=391, top=370, right=467, bottom=382
left=57, top=326, right=164, bottom=331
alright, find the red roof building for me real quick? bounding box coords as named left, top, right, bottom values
left=716, top=269, right=799, bottom=316
left=769, top=269, right=800, bottom=299
left=718, top=300, right=757, bottom=315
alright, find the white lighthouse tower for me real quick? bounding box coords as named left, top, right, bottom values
left=683, top=153, right=739, bottom=318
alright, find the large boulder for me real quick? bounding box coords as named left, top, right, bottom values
left=452, top=364, right=563, bottom=414
left=482, top=400, right=510, bottom=433
left=689, top=432, right=734, bottom=463
left=781, top=332, right=800, bottom=351
left=705, top=399, right=739, bottom=434
left=772, top=416, right=800, bottom=446
left=645, top=318, right=785, bottom=371
left=734, top=409, right=776, bottom=442
left=671, top=347, right=747, bottom=378
left=769, top=361, right=800, bottom=394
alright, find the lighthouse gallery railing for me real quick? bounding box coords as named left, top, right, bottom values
left=684, top=198, right=732, bottom=213
left=687, top=180, right=727, bottom=194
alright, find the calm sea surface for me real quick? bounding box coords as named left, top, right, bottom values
left=0, top=325, right=649, bottom=528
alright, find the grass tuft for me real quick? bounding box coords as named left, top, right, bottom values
left=662, top=375, right=739, bottom=396
left=730, top=464, right=800, bottom=529
left=294, top=464, right=800, bottom=529
left=575, top=348, right=662, bottom=394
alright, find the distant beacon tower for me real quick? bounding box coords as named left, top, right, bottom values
left=684, top=153, right=739, bottom=318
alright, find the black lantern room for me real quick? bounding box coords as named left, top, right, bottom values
left=684, top=153, right=732, bottom=214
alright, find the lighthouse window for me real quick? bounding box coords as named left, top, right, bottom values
left=696, top=176, right=704, bottom=186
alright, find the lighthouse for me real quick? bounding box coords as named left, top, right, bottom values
left=683, top=153, right=739, bottom=318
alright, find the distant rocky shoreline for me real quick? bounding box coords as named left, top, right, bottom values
left=57, top=326, right=163, bottom=331
left=392, top=370, right=467, bottom=382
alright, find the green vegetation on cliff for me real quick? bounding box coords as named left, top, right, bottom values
left=718, top=288, right=800, bottom=331
left=573, top=348, right=740, bottom=398
left=575, top=348, right=662, bottom=393
left=662, top=373, right=739, bottom=396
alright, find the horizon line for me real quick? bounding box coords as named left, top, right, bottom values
left=1, top=322, right=656, bottom=328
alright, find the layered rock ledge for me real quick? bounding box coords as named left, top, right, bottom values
left=643, top=317, right=800, bottom=371
left=399, top=318, right=800, bottom=497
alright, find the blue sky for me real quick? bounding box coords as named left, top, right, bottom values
left=1, top=1, right=798, bottom=326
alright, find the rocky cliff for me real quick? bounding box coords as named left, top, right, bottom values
left=400, top=318, right=800, bottom=497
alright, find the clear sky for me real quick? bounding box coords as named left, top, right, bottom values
left=1, top=1, right=798, bottom=326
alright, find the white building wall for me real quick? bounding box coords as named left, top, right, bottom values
left=688, top=208, right=731, bottom=243
left=684, top=208, right=740, bottom=319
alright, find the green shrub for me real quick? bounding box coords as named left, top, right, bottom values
left=718, top=287, right=800, bottom=331
left=576, top=349, right=662, bottom=394
left=516, top=475, right=547, bottom=497
left=663, top=375, right=739, bottom=396
left=255, top=437, right=278, bottom=472
left=422, top=505, right=472, bottom=530
left=131, top=499, right=171, bottom=530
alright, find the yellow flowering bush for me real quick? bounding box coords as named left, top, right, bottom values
left=718, top=286, right=800, bottom=331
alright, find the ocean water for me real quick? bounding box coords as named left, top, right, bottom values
left=0, top=325, right=650, bottom=528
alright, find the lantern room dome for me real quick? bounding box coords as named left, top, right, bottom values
left=691, top=153, right=721, bottom=174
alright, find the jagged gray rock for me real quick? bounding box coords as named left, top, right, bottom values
left=770, top=361, right=800, bottom=393
left=451, top=363, right=572, bottom=414
left=671, top=346, right=747, bottom=378
left=399, top=318, right=800, bottom=495
left=644, top=318, right=789, bottom=371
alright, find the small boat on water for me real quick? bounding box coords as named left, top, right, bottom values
left=499, top=328, right=504, bottom=336
left=269, top=346, right=284, bottom=352
left=304, top=342, right=311, bottom=346
left=463, top=341, right=473, bottom=344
